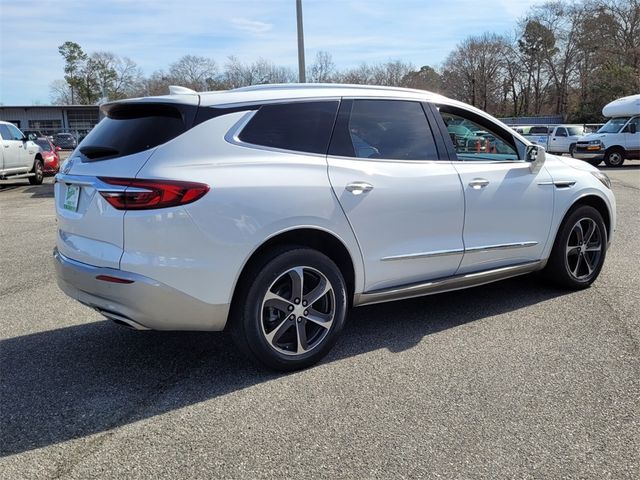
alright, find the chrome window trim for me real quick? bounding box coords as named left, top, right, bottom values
left=223, top=102, right=341, bottom=159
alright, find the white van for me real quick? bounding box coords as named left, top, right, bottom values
left=573, top=94, right=640, bottom=167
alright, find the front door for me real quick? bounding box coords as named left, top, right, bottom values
left=327, top=99, right=465, bottom=292
left=432, top=105, right=554, bottom=274
left=0, top=124, right=23, bottom=170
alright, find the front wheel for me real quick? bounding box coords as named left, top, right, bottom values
left=604, top=148, right=625, bottom=167
left=28, top=159, right=44, bottom=185
left=544, top=205, right=607, bottom=289
left=231, top=247, right=348, bottom=371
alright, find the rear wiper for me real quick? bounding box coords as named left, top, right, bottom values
left=79, top=145, right=120, bottom=160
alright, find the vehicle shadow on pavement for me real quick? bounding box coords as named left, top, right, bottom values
left=0, top=275, right=569, bottom=457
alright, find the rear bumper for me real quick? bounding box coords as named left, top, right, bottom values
left=53, top=248, right=229, bottom=331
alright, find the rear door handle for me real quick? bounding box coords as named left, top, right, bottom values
left=346, top=182, right=374, bottom=195
left=468, top=178, right=489, bottom=189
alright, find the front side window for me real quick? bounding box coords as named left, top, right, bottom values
left=556, top=127, right=568, bottom=137
left=598, top=117, right=630, bottom=134
left=239, top=101, right=339, bottom=155
left=7, top=124, right=24, bottom=140
left=329, top=100, right=438, bottom=160
left=437, top=107, right=519, bottom=161
left=0, top=125, right=12, bottom=140
left=622, top=117, right=639, bottom=132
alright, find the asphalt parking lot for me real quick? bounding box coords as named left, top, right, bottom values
left=1, top=162, right=639, bottom=479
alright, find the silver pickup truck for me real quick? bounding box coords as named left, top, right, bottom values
left=521, top=124, right=586, bottom=156
left=0, top=121, right=44, bottom=184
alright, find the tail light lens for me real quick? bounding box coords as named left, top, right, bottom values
left=97, top=177, right=209, bottom=210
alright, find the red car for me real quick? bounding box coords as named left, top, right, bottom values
left=35, top=137, right=61, bottom=175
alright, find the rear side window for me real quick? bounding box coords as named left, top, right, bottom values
left=78, top=103, right=193, bottom=161
left=329, top=100, right=438, bottom=160
left=238, top=101, right=339, bottom=154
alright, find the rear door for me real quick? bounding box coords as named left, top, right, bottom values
left=327, top=99, right=464, bottom=292
left=55, top=99, right=199, bottom=268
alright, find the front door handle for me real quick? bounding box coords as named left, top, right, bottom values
left=346, top=182, right=374, bottom=195
left=468, top=178, right=489, bottom=189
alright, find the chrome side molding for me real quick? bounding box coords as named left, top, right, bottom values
left=465, top=241, right=538, bottom=253
left=354, top=260, right=544, bottom=307
left=381, top=248, right=464, bottom=262
left=381, top=241, right=537, bottom=262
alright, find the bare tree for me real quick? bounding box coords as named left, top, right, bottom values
left=169, top=55, right=219, bottom=91
left=222, top=56, right=295, bottom=88
left=442, top=33, right=508, bottom=112
left=49, top=79, right=73, bottom=105
left=307, top=51, right=335, bottom=83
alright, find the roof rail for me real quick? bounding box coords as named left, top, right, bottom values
left=168, top=85, right=198, bottom=95
left=230, top=82, right=441, bottom=97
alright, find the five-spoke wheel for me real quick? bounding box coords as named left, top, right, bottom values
left=231, top=247, right=347, bottom=371
left=544, top=205, right=607, bottom=289
left=565, top=218, right=603, bottom=282
left=261, top=266, right=335, bottom=355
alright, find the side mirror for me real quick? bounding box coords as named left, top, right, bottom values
left=630, top=123, right=637, bottom=134
left=55, top=146, right=61, bottom=152
left=526, top=144, right=546, bottom=173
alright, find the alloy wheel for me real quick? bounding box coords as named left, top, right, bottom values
left=565, top=218, right=602, bottom=281
left=260, top=266, right=335, bottom=356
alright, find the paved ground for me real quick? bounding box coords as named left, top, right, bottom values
left=0, top=162, right=638, bottom=479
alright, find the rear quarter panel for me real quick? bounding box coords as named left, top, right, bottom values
left=123, top=112, right=365, bottom=306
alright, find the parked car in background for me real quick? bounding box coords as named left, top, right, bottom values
left=35, top=137, right=61, bottom=175
left=0, top=121, right=44, bottom=184
left=53, top=132, right=78, bottom=150
left=574, top=94, right=640, bottom=167
left=54, top=84, right=616, bottom=371
left=523, top=125, right=585, bottom=155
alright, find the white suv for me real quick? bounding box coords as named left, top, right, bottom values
left=54, top=84, right=616, bottom=370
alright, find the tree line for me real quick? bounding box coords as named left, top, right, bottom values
left=52, top=0, right=639, bottom=122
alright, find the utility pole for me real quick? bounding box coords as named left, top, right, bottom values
left=296, top=0, right=306, bottom=83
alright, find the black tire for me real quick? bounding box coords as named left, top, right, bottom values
left=28, top=158, right=44, bottom=185
left=585, top=158, right=602, bottom=167
left=544, top=205, right=607, bottom=289
left=230, top=247, right=348, bottom=371
left=604, top=147, right=625, bottom=167
left=569, top=144, right=576, bottom=157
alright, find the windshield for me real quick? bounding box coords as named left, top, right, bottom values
left=36, top=139, right=52, bottom=151
left=567, top=126, right=584, bottom=136
left=598, top=117, right=630, bottom=134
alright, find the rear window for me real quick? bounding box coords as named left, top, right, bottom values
left=528, top=126, right=550, bottom=134
left=238, top=101, right=339, bottom=154
left=78, top=103, right=192, bottom=161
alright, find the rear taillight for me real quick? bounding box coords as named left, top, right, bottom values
left=97, top=177, right=209, bottom=210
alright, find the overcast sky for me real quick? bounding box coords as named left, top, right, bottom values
left=0, top=0, right=544, bottom=105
